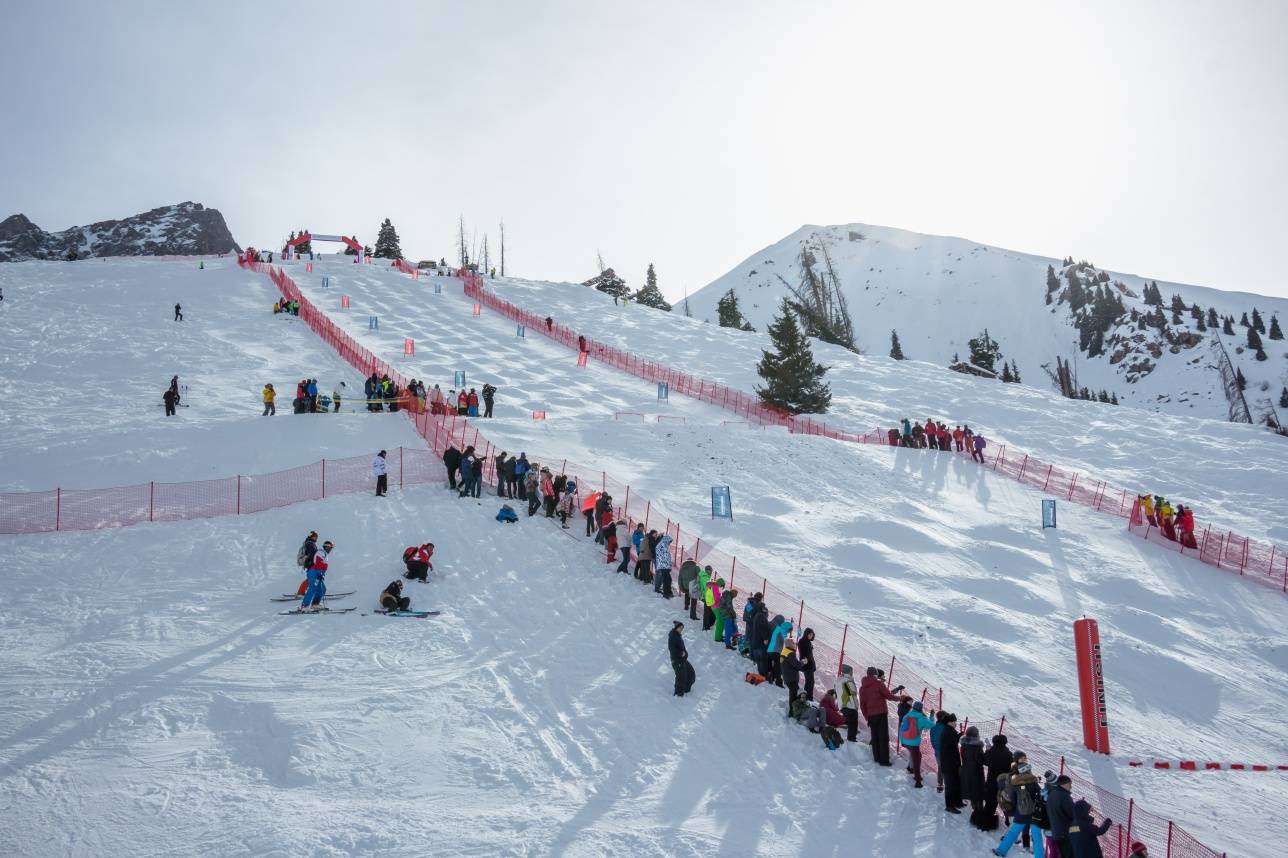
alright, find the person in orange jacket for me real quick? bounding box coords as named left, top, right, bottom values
left=581, top=490, right=601, bottom=536
left=952, top=425, right=965, bottom=451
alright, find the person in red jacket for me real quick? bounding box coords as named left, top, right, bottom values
left=859, top=667, right=906, bottom=766
left=403, top=543, right=434, bottom=581
left=819, top=689, right=847, bottom=732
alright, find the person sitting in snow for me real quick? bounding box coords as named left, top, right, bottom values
left=379, top=579, right=411, bottom=612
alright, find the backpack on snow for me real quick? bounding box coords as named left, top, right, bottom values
left=820, top=725, right=844, bottom=750
left=744, top=672, right=766, bottom=686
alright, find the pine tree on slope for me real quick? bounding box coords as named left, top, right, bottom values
left=1252, top=307, right=1266, bottom=334
left=1223, top=316, right=1235, bottom=336
left=1280, top=387, right=1288, bottom=409
left=968, top=329, right=1002, bottom=374
left=889, top=330, right=905, bottom=360
left=717, top=288, right=754, bottom=331
left=373, top=219, right=403, bottom=259
left=633, top=264, right=672, bottom=311
left=1270, top=315, right=1283, bottom=340
left=756, top=299, right=831, bottom=414
left=1248, top=326, right=1264, bottom=351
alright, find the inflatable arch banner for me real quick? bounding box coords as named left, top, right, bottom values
left=286, top=232, right=364, bottom=261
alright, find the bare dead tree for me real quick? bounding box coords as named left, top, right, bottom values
left=480, top=235, right=490, bottom=273
left=774, top=238, right=857, bottom=352
left=499, top=219, right=506, bottom=277
left=457, top=215, right=468, bottom=267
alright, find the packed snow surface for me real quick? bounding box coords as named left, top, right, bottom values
left=0, top=256, right=1283, bottom=857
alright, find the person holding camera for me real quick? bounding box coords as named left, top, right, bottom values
left=859, top=666, right=905, bottom=766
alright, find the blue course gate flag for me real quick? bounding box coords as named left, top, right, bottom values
left=454, top=370, right=466, bottom=389
left=658, top=382, right=669, bottom=402
left=711, top=486, right=733, bottom=520
left=1042, top=499, right=1057, bottom=529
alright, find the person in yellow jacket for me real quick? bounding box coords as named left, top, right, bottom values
left=262, top=383, right=276, bottom=416
left=835, top=664, right=860, bottom=743
left=1140, top=494, right=1155, bottom=526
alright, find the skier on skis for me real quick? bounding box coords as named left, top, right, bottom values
left=299, top=540, right=334, bottom=611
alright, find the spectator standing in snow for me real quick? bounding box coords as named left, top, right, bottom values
left=835, top=664, right=860, bottom=743
left=174, top=302, right=183, bottom=321
left=940, top=714, right=964, bottom=813
left=373, top=450, right=388, bottom=496
left=859, top=667, right=903, bottom=766
left=797, top=628, right=817, bottom=700
left=719, top=586, right=738, bottom=649
left=163, top=385, right=178, bottom=417
left=614, top=519, right=632, bottom=572
left=635, top=527, right=654, bottom=582
left=557, top=484, right=577, bottom=528
left=677, top=559, right=699, bottom=610
left=972, top=433, right=987, bottom=464
left=482, top=383, right=496, bottom=418
left=653, top=533, right=674, bottom=598
left=764, top=614, right=787, bottom=684
left=443, top=444, right=461, bottom=491
left=332, top=381, right=345, bottom=412
left=898, top=700, right=934, bottom=788
left=960, top=725, right=986, bottom=814
left=262, top=383, right=276, bottom=415
left=668, top=621, right=692, bottom=697
left=1047, top=774, right=1076, bottom=858
left=983, top=734, right=1014, bottom=821
left=994, top=761, right=1044, bottom=858
left=525, top=468, right=542, bottom=516
left=780, top=638, right=801, bottom=708
left=750, top=598, right=771, bottom=676
left=1069, top=801, right=1115, bottom=858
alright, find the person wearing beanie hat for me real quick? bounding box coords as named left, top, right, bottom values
left=835, top=664, right=860, bottom=744
left=1047, top=773, right=1076, bottom=858
left=859, top=665, right=905, bottom=767
left=718, top=586, right=738, bottom=650
left=940, top=713, right=963, bottom=813
left=960, top=725, right=987, bottom=816
left=983, top=734, right=1014, bottom=823
left=1069, top=798, right=1114, bottom=858
left=994, top=760, right=1044, bottom=857
left=898, top=699, right=935, bottom=788
left=793, top=628, right=815, bottom=699
left=780, top=638, right=801, bottom=713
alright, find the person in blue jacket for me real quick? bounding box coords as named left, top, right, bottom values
left=513, top=453, right=529, bottom=500
left=898, top=700, right=935, bottom=788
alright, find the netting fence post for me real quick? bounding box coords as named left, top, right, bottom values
left=236, top=475, right=241, bottom=514
left=149, top=481, right=155, bottom=522
left=729, top=556, right=736, bottom=588
left=797, top=599, right=805, bottom=628
left=55, top=488, right=60, bottom=531
left=322, top=459, right=327, bottom=498
left=1125, top=798, right=1134, bottom=853
left=1166, top=821, right=1174, bottom=858
left=888, top=655, right=896, bottom=689
left=400, top=447, right=404, bottom=490
left=837, top=624, right=849, bottom=673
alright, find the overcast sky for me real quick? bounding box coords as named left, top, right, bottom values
left=3, top=1, right=1286, bottom=301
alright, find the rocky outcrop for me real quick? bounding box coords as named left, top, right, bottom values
left=0, top=202, right=240, bottom=262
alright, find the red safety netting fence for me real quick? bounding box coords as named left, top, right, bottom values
left=460, top=273, right=1287, bottom=598
left=0, top=448, right=445, bottom=534
left=1130, top=500, right=1288, bottom=593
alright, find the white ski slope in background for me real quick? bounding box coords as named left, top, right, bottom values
left=489, top=272, right=1288, bottom=548
left=0, top=258, right=421, bottom=491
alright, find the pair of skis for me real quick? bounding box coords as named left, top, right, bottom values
left=277, top=607, right=440, bottom=618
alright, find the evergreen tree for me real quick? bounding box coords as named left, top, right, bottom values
left=1255, top=345, right=1268, bottom=361
left=1223, top=316, right=1235, bottom=336
left=1270, top=315, right=1283, bottom=340
left=1240, top=311, right=1251, bottom=327
left=1280, top=387, right=1288, bottom=409
left=1190, top=302, right=1202, bottom=320
left=756, top=299, right=831, bottom=414
left=1252, top=307, right=1266, bottom=334
left=1001, top=362, right=1013, bottom=383
left=889, top=329, right=905, bottom=360
left=1046, top=264, right=1059, bottom=293
left=1170, top=293, right=1186, bottom=314
left=632, top=263, right=672, bottom=310
left=584, top=267, right=630, bottom=298
left=1110, top=392, right=1119, bottom=405
left=968, top=329, right=1002, bottom=373
left=1248, top=326, right=1264, bottom=350
left=1207, top=307, right=1219, bottom=328
left=296, top=229, right=312, bottom=255
left=1236, top=367, right=1247, bottom=391
left=1196, top=312, right=1206, bottom=332
left=1010, top=360, right=1021, bottom=383
left=373, top=219, right=403, bottom=259
left=1171, top=308, right=1182, bottom=325
left=716, top=288, right=753, bottom=331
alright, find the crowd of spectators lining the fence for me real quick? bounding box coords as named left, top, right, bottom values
left=442, top=443, right=1146, bottom=858
left=888, top=417, right=990, bottom=463
left=1137, top=494, right=1198, bottom=549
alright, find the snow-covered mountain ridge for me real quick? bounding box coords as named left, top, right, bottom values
left=0, top=201, right=239, bottom=262
left=689, top=223, right=1288, bottom=423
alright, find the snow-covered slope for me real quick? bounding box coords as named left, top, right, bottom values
left=0, top=201, right=239, bottom=262
left=1, top=257, right=1282, bottom=857
left=0, top=257, right=421, bottom=490
left=689, top=223, right=1288, bottom=423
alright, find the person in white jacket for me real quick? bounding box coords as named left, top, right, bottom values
left=373, top=449, right=388, bottom=496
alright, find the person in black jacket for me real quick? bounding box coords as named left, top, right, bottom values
left=940, top=714, right=963, bottom=813
left=162, top=386, right=178, bottom=417
left=1068, top=798, right=1112, bottom=858
left=1046, top=775, right=1076, bottom=858
left=983, top=734, right=1014, bottom=820
left=469, top=455, right=483, bottom=498
left=482, top=383, right=496, bottom=418
left=443, top=445, right=461, bottom=490
left=750, top=602, right=771, bottom=676
left=668, top=621, right=692, bottom=697
left=960, top=725, right=987, bottom=813
left=796, top=628, right=817, bottom=699
left=494, top=452, right=510, bottom=497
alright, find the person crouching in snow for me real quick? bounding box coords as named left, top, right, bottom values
left=403, top=543, right=433, bottom=581
left=379, top=580, right=411, bottom=612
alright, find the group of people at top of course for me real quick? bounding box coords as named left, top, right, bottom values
left=441, top=438, right=1141, bottom=858
left=1136, top=494, right=1198, bottom=548
left=890, top=417, right=990, bottom=462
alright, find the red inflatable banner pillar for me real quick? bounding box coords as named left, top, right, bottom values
left=404, top=338, right=414, bottom=356
left=1074, top=617, right=1111, bottom=753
